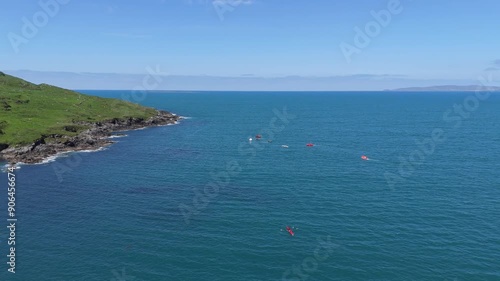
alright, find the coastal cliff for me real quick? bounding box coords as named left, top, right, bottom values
left=0, top=110, right=180, bottom=164
left=0, top=73, right=181, bottom=164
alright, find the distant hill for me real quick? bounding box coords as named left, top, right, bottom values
left=387, top=85, right=500, bottom=92
left=0, top=72, right=179, bottom=163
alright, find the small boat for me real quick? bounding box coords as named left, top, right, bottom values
left=281, top=145, right=289, bottom=148
left=306, top=143, right=314, bottom=147
left=286, top=226, right=294, bottom=236
left=255, top=134, right=262, bottom=139
left=361, top=155, right=368, bottom=160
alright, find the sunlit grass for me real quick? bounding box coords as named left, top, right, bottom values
left=0, top=73, right=157, bottom=146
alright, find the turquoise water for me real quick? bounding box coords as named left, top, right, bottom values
left=1, top=91, right=500, bottom=280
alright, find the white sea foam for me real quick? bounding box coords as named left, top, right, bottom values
left=11, top=147, right=109, bottom=167
left=31, top=151, right=72, bottom=165
left=1, top=163, right=21, bottom=172
left=156, top=121, right=180, bottom=127
left=36, top=155, right=59, bottom=165
left=107, top=134, right=128, bottom=139
left=77, top=147, right=107, bottom=153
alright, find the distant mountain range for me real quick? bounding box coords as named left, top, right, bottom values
left=7, top=70, right=497, bottom=91
left=388, top=85, right=500, bottom=92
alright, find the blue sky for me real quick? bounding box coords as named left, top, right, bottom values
left=2, top=0, right=500, bottom=90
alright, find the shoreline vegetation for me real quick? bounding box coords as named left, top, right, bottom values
left=0, top=72, right=180, bottom=164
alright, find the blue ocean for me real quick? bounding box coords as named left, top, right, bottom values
left=1, top=91, right=499, bottom=281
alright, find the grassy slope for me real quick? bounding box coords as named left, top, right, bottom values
left=0, top=72, right=157, bottom=146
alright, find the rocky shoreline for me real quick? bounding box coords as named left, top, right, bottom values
left=0, top=110, right=180, bottom=164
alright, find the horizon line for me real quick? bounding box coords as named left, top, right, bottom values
left=75, top=89, right=500, bottom=92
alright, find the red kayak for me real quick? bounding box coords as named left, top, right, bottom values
left=286, top=226, right=294, bottom=236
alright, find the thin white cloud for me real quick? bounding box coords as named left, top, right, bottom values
left=184, top=0, right=254, bottom=6
left=484, top=67, right=498, bottom=72
left=101, top=32, right=152, bottom=39
left=8, top=70, right=482, bottom=91
left=107, top=5, right=117, bottom=14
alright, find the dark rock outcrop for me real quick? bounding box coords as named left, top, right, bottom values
left=0, top=143, right=8, bottom=152
left=0, top=110, right=180, bottom=164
